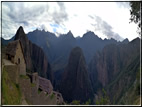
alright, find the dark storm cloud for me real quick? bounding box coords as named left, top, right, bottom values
left=89, top=15, right=124, bottom=41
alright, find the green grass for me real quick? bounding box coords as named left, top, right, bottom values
left=31, top=83, right=36, bottom=87
left=50, top=93, right=55, bottom=99
left=20, top=75, right=29, bottom=79
left=2, top=67, right=22, bottom=105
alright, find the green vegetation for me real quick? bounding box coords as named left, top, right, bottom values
left=95, top=88, right=110, bottom=105
left=31, top=83, right=36, bottom=87
left=38, top=88, right=42, bottom=94
left=46, top=93, right=48, bottom=96
left=50, top=93, right=55, bottom=99
left=69, top=99, right=91, bottom=105
left=71, top=100, right=80, bottom=105
left=105, top=56, right=140, bottom=105
left=117, top=67, right=140, bottom=105
left=20, top=75, right=29, bottom=79
left=2, top=67, right=22, bottom=105
left=129, top=2, right=141, bottom=35
left=84, top=99, right=91, bottom=105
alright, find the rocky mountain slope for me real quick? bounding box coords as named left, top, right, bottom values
left=59, top=47, right=93, bottom=103
left=1, top=27, right=140, bottom=105
left=14, top=26, right=53, bottom=81
left=89, top=37, right=140, bottom=104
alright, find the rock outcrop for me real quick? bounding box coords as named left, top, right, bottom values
left=14, top=26, right=53, bottom=80
left=60, top=47, right=93, bottom=103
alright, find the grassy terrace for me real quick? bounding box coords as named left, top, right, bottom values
left=20, top=75, right=29, bottom=79
left=2, top=67, right=22, bottom=105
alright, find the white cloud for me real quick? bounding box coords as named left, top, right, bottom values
left=1, top=2, right=139, bottom=41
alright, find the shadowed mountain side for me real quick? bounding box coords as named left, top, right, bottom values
left=14, top=26, right=53, bottom=82
left=89, top=37, right=140, bottom=104
left=59, top=47, right=94, bottom=103
left=26, top=30, right=124, bottom=89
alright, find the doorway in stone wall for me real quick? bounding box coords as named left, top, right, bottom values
left=18, top=58, right=20, bottom=64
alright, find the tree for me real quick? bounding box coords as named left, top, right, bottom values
left=71, top=100, right=80, bottom=105
left=129, top=2, right=141, bottom=35
left=95, top=88, right=110, bottom=105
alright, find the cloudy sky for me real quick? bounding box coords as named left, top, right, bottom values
left=1, top=2, right=139, bottom=41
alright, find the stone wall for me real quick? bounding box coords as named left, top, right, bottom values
left=32, top=73, right=39, bottom=90
left=19, top=76, right=32, bottom=103
left=14, top=42, right=26, bottom=75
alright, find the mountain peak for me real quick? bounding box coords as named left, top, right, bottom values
left=122, top=38, right=129, bottom=44
left=82, top=31, right=99, bottom=41
left=18, top=26, right=25, bottom=33
left=86, top=31, right=96, bottom=35
left=66, top=30, right=75, bottom=39
left=14, top=26, right=27, bottom=40
left=67, top=30, right=73, bottom=35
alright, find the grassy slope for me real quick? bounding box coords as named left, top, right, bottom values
left=2, top=67, right=22, bottom=105
left=106, top=55, right=140, bottom=105
left=117, top=67, right=140, bottom=105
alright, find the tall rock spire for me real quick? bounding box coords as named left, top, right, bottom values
left=60, top=47, right=93, bottom=103
left=14, top=26, right=28, bottom=40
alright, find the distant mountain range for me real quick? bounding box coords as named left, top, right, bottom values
left=2, top=27, right=140, bottom=105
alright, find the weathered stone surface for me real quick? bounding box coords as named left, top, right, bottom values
left=19, top=76, right=32, bottom=103
left=6, top=40, right=26, bottom=75
left=38, top=76, right=53, bottom=94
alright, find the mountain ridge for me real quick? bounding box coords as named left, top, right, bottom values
left=14, top=26, right=53, bottom=82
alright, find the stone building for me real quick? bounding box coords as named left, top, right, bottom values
left=6, top=39, right=26, bottom=75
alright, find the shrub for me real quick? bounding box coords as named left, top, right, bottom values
left=50, top=93, right=55, bottom=99
left=71, top=100, right=80, bottom=105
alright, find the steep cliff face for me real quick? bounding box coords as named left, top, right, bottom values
left=89, top=38, right=140, bottom=104
left=89, top=44, right=121, bottom=91
left=14, top=26, right=53, bottom=81
left=60, top=47, right=93, bottom=103
left=106, top=38, right=140, bottom=104
left=89, top=38, right=140, bottom=91
left=30, top=43, right=48, bottom=78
